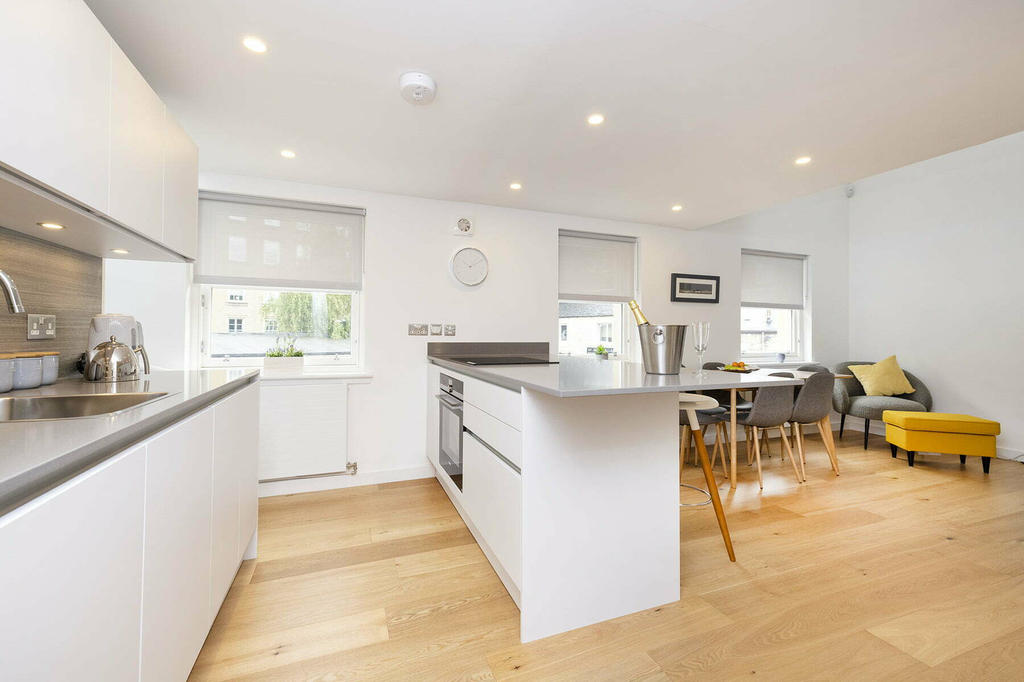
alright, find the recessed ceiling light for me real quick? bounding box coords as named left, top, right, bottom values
left=242, top=36, right=267, bottom=53
left=110, top=248, right=130, bottom=255
left=794, top=156, right=812, bottom=166
left=587, top=113, right=605, bottom=126
left=37, top=222, right=65, bottom=230
left=280, top=149, right=296, bottom=159
left=671, top=204, right=683, bottom=212
left=509, top=182, right=522, bottom=190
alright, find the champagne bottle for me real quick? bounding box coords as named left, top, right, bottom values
left=628, top=300, right=649, bottom=326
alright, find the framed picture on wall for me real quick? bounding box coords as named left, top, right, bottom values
left=671, top=273, right=720, bottom=303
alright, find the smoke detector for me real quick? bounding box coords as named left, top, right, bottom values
left=400, top=72, right=437, bottom=105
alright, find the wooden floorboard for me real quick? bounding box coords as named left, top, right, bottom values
left=189, top=431, right=1024, bottom=681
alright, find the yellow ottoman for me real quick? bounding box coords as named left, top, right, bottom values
left=882, top=411, right=1001, bottom=472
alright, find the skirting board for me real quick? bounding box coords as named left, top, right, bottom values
left=258, top=464, right=434, bottom=497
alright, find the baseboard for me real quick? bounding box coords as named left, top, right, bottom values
left=258, top=464, right=435, bottom=497
left=832, top=415, right=1023, bottom=462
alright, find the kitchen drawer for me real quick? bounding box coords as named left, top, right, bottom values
left=463, top=375, right=522, bottom=430
left=465, top=403, right=522, bottom=470
left=462, top=432, right=522, bottom=589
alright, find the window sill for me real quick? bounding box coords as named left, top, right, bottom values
left=202, top=365, right=374, bottom=381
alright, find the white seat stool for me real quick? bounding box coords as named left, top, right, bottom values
left=679, top=392, right=736, bottom=562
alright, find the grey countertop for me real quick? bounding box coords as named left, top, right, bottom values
left=0, top=369, right=259, bottom=516
left=429, top=355, right=803, bottom=397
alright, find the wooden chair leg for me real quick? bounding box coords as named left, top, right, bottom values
left=692, top=428, right=736, bottom=561
left=752, top=426, right=764, bottom=489
left=718, top=423, right=729, bottom=477
left=679, top=426, right=687, bottom=485
left=745, top=426, right=753, bottom=465
left=793, top=423, right=807, bottom=482
left=710, top=423, right=723, bottom=470
left=761, top=427, right=771, bottom=458
left=779, top=425, right=802, bottom=484
left=820, top=417, right=839, bottom=475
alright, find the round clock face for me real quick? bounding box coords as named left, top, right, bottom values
left=451, top=247, right=488, bottom=286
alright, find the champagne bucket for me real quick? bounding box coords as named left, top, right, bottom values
left=638, top=324, right=688, bottom=374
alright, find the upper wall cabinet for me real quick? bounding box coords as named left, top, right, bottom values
left=0, top=0, right=198, bottom=262
left=163, top=116, right=200, bottom=260
left=0, top=0, right=112, bottom=213
left=109, top=45, right=166, bottom=244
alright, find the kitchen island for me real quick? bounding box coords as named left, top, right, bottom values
left=427, top=347, right=801, bottom=642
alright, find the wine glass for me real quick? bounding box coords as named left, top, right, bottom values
left=692, top=322, right=711, bottom=375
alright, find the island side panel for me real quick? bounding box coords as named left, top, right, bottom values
left=520, top=389, right=680, bottom=642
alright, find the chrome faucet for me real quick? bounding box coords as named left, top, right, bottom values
left=0, top=268, right=26, bottom=313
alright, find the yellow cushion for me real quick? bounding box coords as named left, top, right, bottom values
left=885, top=424, right=996, bottom=457
left=848, top=356, right=915, bottom=396
left=882, top=410, right=1001, bottom=436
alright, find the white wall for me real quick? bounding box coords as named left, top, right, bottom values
left=848, top=131, right=1024, bottom=457
left=703, top=186, right=851, bottom=369
left=102, top=259, right=191, bottom=370
left=195, top=173, right=747, bottom=481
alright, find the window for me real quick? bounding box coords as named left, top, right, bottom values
left=557, top=230, right=637, bottom=356
left=740, top=250, right=807, bottom=361
left=196, top=192, right=365, bottom=366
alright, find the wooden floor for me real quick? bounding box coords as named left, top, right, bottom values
left=189, top=432, right=1024, bottom=681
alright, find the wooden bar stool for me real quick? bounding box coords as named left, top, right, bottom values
left=679, top=393, right=736, bottom=562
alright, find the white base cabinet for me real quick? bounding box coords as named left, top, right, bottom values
left=0, top=381, right=259, bottom=681
left=141, top=410, right=215, bottom=682
left=0, top=446, right=146, bottom=682
left=462, top=432, right=522, bottom=588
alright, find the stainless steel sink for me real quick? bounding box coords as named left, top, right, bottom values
left=0, top=392, right=170, bottom=422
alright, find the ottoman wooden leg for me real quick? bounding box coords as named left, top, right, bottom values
left=863, top=419, right=870, bottom=449
left=960, top=455, right=966, bottom=465
left=982, top=456, right=991, bottom=474
left=907, top=451, right=915, bottom=467
left=891, top=443, right=897, bottom=458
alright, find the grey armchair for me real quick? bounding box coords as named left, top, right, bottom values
left=832, top=361, right=933, bottom=449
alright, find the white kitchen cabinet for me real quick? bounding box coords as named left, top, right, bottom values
left=0, top=0, right=111, bottom=212
left=162, top=114, right=199, bottom=259
left=141, top=410, right=215, bottom=682
left=109, top=43, right=166, bottom=242
left=462, top=432, right=522, bottom=588
left=211, top=383, right=260, bottom=617
left=0, top=445, right=145, bottom=682
left=259, top=381, right=349, bottom=480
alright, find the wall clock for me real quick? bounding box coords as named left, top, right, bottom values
left=450, top=247, right=489, bottom=286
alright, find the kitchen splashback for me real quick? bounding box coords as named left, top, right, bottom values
left=0, top=226, right=101, bottom=376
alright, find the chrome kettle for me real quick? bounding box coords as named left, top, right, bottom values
left=83, top=335, right=150, bottom=382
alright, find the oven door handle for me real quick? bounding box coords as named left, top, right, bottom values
left=436, top=393, right=463, bottom=411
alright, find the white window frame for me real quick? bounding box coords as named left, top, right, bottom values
left=227, top=317, right=243, bottom=333
left=198, top=283, right=361, bottom=368
left=739, top=249, right=809, bottom=363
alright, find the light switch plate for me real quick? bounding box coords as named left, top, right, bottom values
left=443, top=324, right=456, bottom=336
left=27, top=314, right=56, bottom=340
left=408, top=323, right=428, bottom=336
left=429, top=323, right=443, bottom=336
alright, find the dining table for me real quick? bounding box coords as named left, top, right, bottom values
left=710, top=368, right=853, bottom=488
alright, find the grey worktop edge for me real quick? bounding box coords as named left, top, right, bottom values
left=0, top=371, right=259, bottom=517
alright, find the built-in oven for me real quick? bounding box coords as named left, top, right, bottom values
left=437, top=373, right=464, bottom=490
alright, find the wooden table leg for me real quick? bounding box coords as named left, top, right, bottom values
left=730, top=388, right=738, bottom=489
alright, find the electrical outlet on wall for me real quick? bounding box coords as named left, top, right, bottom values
left=408, top=323, right=428, bottom=336
left=443, top=324, right=456, bottom=336
left=429, top=323, right=443, bottom=336
left=27, top=314, right=56, bottom=340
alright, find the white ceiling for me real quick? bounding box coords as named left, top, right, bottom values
left=85, top=0, right=1024, bottom=229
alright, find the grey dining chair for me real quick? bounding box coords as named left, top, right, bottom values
left=737, top=375, right=800, bottom=488
left=797, top=363, right=830, bottom=374
left=789, top=371, right=839, bottom=480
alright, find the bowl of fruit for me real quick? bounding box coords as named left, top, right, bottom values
left=722, top=361, right=757, bottom=373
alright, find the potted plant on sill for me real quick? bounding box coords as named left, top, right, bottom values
left=263, top=336, right=304, bottom=374
left=594, top=345, right=609, bottom=359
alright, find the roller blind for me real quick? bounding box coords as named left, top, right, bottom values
left=195, top=192, right=365, bottom=290
left=741, top=250, right=805, bottom=309
left=558, top=230, right=637, bottom=302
